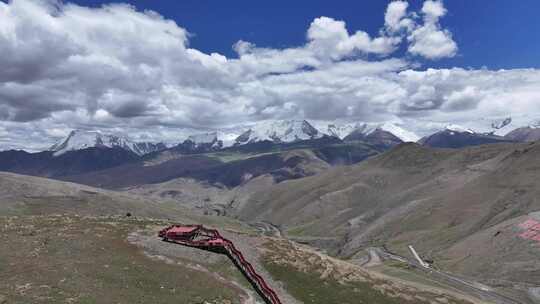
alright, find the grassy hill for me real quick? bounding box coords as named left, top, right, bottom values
left=237, top=142, right=540, bottom=296
left=0, top=170, right=482, bottom=304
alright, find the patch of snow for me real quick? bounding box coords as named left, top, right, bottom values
left=217, top=131, right=240, bottom=148
left=377, top=122, right=420, bottom=142
left=445, top=124, right=475, bottom=134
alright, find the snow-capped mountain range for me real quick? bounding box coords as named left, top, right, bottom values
left=444, top=124, right=475, bottom=134
left=351, top=122, right=419, bottom=142
left=235, top=120, right=322, bottom=145
left=177, top=130, right=244, bottom=151
left=186, top=132, right=222, bottom=148
left=222, top=120, right=418, bottom=147
left=47, top=120, right=419, bottom=156
left=311, top=121, right=419, bottom=142
left=44, top=117, right=540, bottom=156
left=49, top=130, right=167, bottom=156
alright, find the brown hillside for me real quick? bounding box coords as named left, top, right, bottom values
left=238, top=142, right=540, bottom=289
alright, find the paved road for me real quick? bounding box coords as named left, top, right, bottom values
left=374, top=247, right=522, bottom=304
left=252, top=221, right=283, bottom=238
left=250, top=222, right=524, bottom=304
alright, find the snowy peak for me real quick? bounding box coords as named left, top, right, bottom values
left=235, top=120, right=322, bottom=145
left=317, top=121, right=419, bottom=143
left=324, top=124, right=356, bottom=140
left=232, top=119, right=419, bottom=148
left=184, top=131, right=223, bottom=149
left=376, top=122, right=420, bottom=142
left=344, top=126, right=405, bottom=149
left=420, top=124, right=513, bottom=149
left=216, top=131, right=240, bottom=148
left=49, top=130, right=165, bottom=156
left=186, top=132, right=219, bottom=145
left=50, top=130, right=102, bottom=154
left=444, top=124, right=475, bottom=134
left=133, top=142, right=168, bottom=155
left=173, top=131, right=224, bottom=153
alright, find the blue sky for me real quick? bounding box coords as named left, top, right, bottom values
left=70, top=0, right=540, bottom=70
left=1, top=0, right=540, bottom=150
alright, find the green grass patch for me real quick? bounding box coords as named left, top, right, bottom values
left=373, top=262, right=464, bottom=296
left=384, top=259, right=410, bottom=270
left=286, top=223, right=314, bottom=237
left=263, top=260, right=424, bottom=304
left=0, top=216, right=240, bottom=304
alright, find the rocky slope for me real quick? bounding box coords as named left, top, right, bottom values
left=505, top=126, right=540, bottom=142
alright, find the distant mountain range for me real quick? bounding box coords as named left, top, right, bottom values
left=0, top=119, right=539, bottom=184
left=0, top=147, right=140, bottom=178
left=419, top=123, right=540, bottom=149
left=0, top=121, right=389, bottom=188
left=40, top=119, right=540, bottom=156
left=419, top=125, right=513, bottom=149
left=236, top=120, right=323, bottom=144
left=41, top=120, right=419, bottom=156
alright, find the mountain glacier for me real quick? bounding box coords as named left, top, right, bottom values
left=49, top=130, right=166, bottom=156
left=235, top=120, right=322, bottom=145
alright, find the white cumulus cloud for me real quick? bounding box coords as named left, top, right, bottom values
left=0, top=0, right=538, bottom=151
left=407, top=0, right=458, bottom=59
left=384, top=1, right=412, bottom=33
